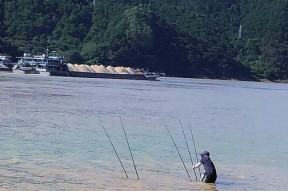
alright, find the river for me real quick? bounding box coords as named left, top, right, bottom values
left=0, top=73, right=287, bottom=190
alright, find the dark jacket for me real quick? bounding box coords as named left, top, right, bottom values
left=200, top=156, right=217, bottom=176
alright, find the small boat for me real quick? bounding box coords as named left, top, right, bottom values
left=0, top=54, right=13, bottom=71
left=19, top=66, right=40, bottom=74
left=0, top=63, right=11, bottom=72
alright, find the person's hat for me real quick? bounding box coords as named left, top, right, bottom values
left=199, top=151, right=210, bottom=156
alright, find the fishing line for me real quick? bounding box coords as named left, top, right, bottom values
left=189, top=123, right=201, bottom=176
left=161, top=118, right=192, bottom=182
left=97, top=114, right=129, bottom=178
left=117, top=109, right=139, bottom=180
left=178, top=118, right=198, bottom=180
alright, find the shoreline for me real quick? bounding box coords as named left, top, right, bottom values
left=2, top=70, right=288, bottom=84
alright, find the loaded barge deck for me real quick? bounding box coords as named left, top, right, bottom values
left=48, top=63, right=159, bottom=80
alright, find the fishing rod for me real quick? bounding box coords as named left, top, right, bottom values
left=161, top=119, right=192, bottom=182
left=97, top=115, right=129, bottom=178
left=189, top=123, right=201, bottom=176
left=178, top=118, right=198, bottom=181
left=117, top=110, right=139, bottom=180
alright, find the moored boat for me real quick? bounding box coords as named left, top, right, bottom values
left=0, top=54, right=13, bottom=71
left=19, top=66, right=40, bottom=74
left=16, top=51, right=63, bottom=74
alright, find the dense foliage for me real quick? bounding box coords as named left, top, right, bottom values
left=0, top=0, right=287, bottom=80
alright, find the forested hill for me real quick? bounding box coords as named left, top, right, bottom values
left=0, top=0, right=287, bottom=80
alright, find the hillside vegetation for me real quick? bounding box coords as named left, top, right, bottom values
left=0, top=0, right=287, bottom=80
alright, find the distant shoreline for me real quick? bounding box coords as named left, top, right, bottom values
left=2, top=71, right=288, bottom=84
left=163, top=75, right=288, bottom=84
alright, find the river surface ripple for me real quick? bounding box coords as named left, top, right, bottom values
left=0, top=73, right=288, bottom=190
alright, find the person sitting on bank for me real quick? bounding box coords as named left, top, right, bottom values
left=193, top=151, right=217, bottom=183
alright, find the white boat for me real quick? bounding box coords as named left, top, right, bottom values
left=0, top=54, right=13, bottom=71
left=19, top=66, right=40, bottom=74
left=16, top=51, right=63, bottom=74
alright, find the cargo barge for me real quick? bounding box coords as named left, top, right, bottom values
left=48, top=63, right=159, bottom=80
